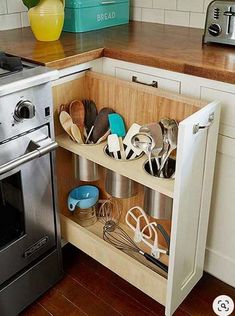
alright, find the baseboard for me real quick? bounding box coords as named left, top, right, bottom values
left=204, top=247, right=235, bottom=287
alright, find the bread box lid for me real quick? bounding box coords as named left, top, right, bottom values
left=65, top=0, right=128, bottom=9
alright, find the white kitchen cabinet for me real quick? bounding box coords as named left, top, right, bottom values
left=200, top=87, right=235, bottom=138
left=103, top=58, right=182, bottom=94
left=114, top=67, right=181, bottom=93
left=102, top=57, right=235, bottom=287
left=53, top=69, right=220, bottom=316
left=205, top=135, right=235, bottom=287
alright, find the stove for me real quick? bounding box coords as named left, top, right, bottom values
left=0, top=54, right=59, bottom=97
left=0, top=53, right=63, bottom=316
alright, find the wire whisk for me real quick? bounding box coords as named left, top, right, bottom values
left=103, top=220, right=168, bottom=273
left=98, top=199, right=121, bottom=225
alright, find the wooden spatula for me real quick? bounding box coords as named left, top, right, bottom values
left=96, top=129, right=111, bottom=144
left=91, top=107, right=115, bottom=143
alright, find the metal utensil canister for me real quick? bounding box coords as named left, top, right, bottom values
left=73, top=154, right=100, bottom=182
left=104, top=145, right=141, bottom=198
left=143, top=186, right=173, bottom=220
left=105, top=169, right=139, bottom=199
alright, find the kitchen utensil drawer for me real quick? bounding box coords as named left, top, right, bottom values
left=60, top=215, right=167, bottom=305
left=54, top=70, right=220, bottom=316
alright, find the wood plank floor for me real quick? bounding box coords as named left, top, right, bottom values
left=21, top=244, right=235, bottom=316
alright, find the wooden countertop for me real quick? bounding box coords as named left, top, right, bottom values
left=1, top=21, right=235, bottom=84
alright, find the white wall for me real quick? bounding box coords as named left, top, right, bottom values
left=130, top=0, right=211, bottom=28
left=0, top=0, right=29, bottom=30
left=1, top=0, right=212, bottom=31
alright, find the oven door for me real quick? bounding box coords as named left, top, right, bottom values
left=0, top=125, right=58, bottom=285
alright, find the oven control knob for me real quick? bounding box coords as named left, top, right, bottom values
left=14, top=100, right=35, bottom=120
left=208, top=23, right=221, bottom=36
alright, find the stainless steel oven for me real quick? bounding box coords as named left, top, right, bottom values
left=0, top=125, right=58, bottom=285
left=0, top=58, right=63, bottom=316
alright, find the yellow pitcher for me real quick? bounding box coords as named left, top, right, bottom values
left=29, top=0, right=64, bottom=41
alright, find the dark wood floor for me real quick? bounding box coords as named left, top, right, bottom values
left=21, top=244, right=235, bottom=316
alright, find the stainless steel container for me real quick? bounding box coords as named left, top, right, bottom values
left=74, top=154, right=100, bottom=182
left=105, top=169, right=139, bottom=199
left=144, top=186, right=173, bottom=219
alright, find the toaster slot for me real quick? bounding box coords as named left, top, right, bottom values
left=224, top=6, right=232, bottom=34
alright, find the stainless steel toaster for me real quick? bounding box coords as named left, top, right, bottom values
left=203, top=0, right=235, bottom=45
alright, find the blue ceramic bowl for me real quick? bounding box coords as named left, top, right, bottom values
left=68, top=185, right=99, bottom=211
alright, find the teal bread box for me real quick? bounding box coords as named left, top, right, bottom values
left=63, top=0, right=129, bottom=33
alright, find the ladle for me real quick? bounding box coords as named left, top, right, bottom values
left=131, top=132, right=155, bottom=175
left=158, top=119, right=178, bottom=176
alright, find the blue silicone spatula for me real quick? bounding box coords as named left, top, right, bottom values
left=108, top=113, right=126, bottom=159
left=108, top=113, right=126, bottom=137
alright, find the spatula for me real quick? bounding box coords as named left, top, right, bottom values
left=107, top=134, right=120, bottom=160
left=96, top=129, right=111, bottom=144
left=59, top=111, right=76, bottom=141
left=91, top=107, right=115, bottom=143
left=123, top=123, right=142, bottom=159
left=108, top=113, right=126, bottom=159
left=83, top=99, right=98, bottom=137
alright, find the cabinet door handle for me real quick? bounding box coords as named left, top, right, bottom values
left=193, top=113, right=215, bottom=134
left=132, top=76, right=158, bottom=88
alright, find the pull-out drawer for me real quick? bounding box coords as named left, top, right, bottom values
left=53, top=71, right=220, bottom=316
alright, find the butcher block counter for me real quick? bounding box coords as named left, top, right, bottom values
left=0, top=21, right=235, bottom=84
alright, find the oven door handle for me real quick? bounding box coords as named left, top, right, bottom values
left=0, top=140, right=58, bottom=175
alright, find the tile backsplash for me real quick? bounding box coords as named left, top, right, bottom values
left=0, top=0, right=211, bottom=31
left=0, top=0, right=29, bottom=31
left=130, top=0, right=211, bottom=28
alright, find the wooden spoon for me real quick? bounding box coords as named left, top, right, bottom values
left=69, top=100, right=85, bottom=134
left=71, top=123, right=84, bottom=144
left=59, top=103, right=69, bottom=114
left=59, top=111, right=76, bottom=141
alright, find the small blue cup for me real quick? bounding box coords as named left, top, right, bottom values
left=68, top=185, right=99, bottom=211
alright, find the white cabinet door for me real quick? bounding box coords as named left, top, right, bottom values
left=115, top=67, right=181, bottom=93
left=166, top=101, right=221, bottom=316
left=205, top=135, right=235, bottom=287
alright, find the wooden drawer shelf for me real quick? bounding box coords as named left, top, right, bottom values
left=60, top=212, right=168, bottom=306
left=56, top=134, right=174, bottom=198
